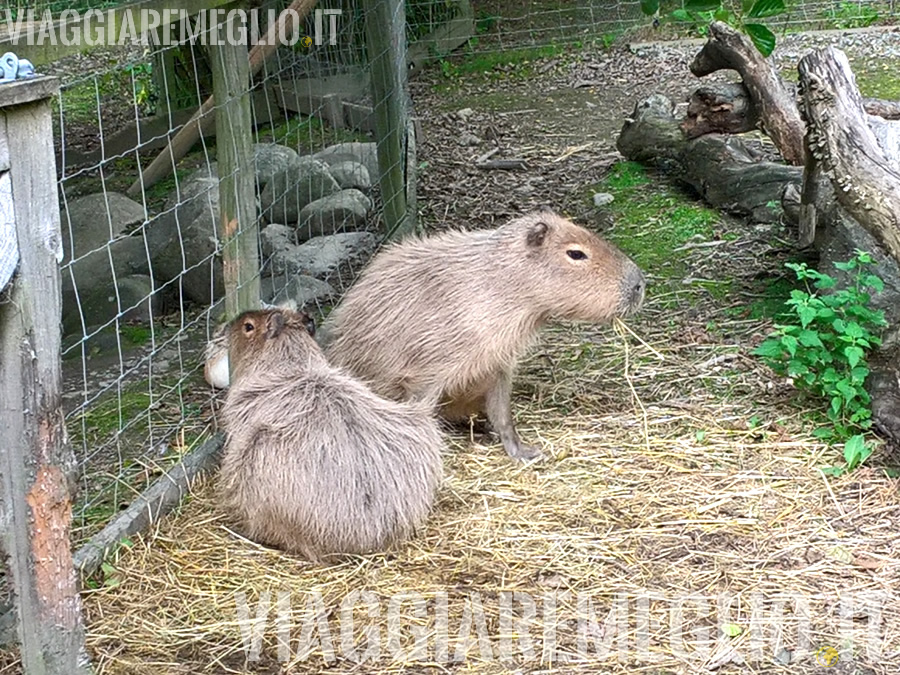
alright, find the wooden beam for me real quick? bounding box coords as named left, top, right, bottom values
left=72, top=436, right=223, bottom=577
left=0, top=0, right=237, bottom=66
left=362, top=0, right=410, bottom=238
left=0, top=76, right=91, bottom=674
left=127, top=0, right=317, bottom=197
left=209, top=13, right=260, bottom=323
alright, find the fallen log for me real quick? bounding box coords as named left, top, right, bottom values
left=681, top=83, right=759, bottom=139
left=617, top=94, right=801, bottom=223
left=690, top=21, right=805, bottom=165
left=680, top=81, right=900, bottom=141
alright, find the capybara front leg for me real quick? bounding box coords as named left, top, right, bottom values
left=484, top=371, right=542, bottom=461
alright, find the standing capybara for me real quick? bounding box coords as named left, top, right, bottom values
left=218, top=307, right=444, bottom=561
left=322, top=209, right=646, bottom=461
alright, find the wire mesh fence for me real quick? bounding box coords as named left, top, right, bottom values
left=34, top=0, right=420, bottom=555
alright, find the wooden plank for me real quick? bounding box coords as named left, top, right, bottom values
left=0, top=81, right=91, bottom=674
left=59, top=88, right=283, bottom=169
left=209, top=15, right=260, bottom=324
left=0, top=0, right=237, bottom=66
left=72, top=436, right=223, bottom=577
left=126, top=0, right=316, bottom=197
left=0, top=76, right=59, bottom=109
left=362, top=0, right=410, bottom=238
left=407, top=0, right=474, bottom=77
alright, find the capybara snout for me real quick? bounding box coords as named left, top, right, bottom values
left=620, top=261, right=646, bottom=316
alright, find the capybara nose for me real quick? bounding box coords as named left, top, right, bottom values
left=621, top=264, right=646, bottom=314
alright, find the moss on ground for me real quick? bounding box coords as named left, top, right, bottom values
left=590, top=162, right=720, bottom=273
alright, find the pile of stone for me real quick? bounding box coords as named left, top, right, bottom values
left=60, top=141, right=380, bottom=337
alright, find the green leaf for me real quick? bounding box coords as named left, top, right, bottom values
left=820, top=466, right=845, bottom=477
left=844, top=345, right=864, bottom=368
left=753, top=339, right=784, bottom=358
left=797, top=330, right=823, bottom=348
left=685, top=0, right=722, bottom=11
left=745, top=23, right=776, bottom=56
left=830, top=396, right=843, bottom=416
left=714, top=7, right=735, bottom=23
left=780, top=334, right=798, bottom=357
left=797, top=306, right=817, bottom=328
left=843, top=434, right=872, bottom=470
left=721, top=623, right=743, bottom=637
left=640, top=0, right=660, bottom=16
left=672, top=8, right=693, bottom=21
left=747, top=0, right=785, bottom=18
left=843, top=321, right=864, bottom=339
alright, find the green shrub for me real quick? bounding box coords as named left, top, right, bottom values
left=753, top=251, right=887, bottom=473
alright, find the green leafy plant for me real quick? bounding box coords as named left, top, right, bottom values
left=641, top=0, right=786, bottom=56
left=753, top=251, right=887, bottom=473
left=825, top=1, right=879, bottom=29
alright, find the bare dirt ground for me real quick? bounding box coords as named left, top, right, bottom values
left=55, top=28, right=900, bottom=675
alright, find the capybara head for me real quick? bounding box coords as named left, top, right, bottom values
left=508, top=210, right=645, bottom=322
left=227, top=308, right=317, bottom=380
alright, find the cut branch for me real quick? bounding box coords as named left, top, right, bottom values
left=127, top=0, right=317, bottom=197
left=681, top=83, right=759, bottom=139
left=799, top=47, right=900, bottom=264
left=690, top=21, right=805, bottom=165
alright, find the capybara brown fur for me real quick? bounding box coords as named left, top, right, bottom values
left=218, top=307, right=444, bottom=561
left=322, top=209, right=646, bottom=461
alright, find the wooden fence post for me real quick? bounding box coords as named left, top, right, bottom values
left=363, top=0, right=412, bottom=239
left=0, top=77, right=92, bottom=674
left=209, top=10, right=261, bottom=326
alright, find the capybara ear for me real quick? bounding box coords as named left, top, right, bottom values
left=525, top=220, right=550, bottom=248
left=303, top=313, right=316, bottom=337
left=265, top=311, right=285, bottom=340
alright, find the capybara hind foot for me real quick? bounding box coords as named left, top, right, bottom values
left=502, top=437, right=544, bottom=462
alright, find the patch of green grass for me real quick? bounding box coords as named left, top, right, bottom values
left=121, top=323, right=152, bottom=347
left=257, top=115, right=367, bottom=153
left=56, top=65, right=155, bottom=127
left=852, top=60, right=900, bottom=101
left=739, top=276, right=798, bottom=321
left=433, top=43, right=574, bottom=91
left=592, top=162, right=720, bottom=272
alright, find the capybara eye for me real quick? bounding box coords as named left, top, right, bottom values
left=243, top=321, right=254, bottom=334
left=567, top=249, right=588, bottom=261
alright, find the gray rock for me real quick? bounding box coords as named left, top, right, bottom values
left=61, top=192, right=146, bottom=260
left=259, top=158, right=340, bottom=225
left=458, top=132, right=482, bottom=147
left=592, top=192, right=615, bottom=207
left=271, top=232, right=377, bottom=279
left=61, top=233, right=158, bottom=336
left=312, top=142, right=379, bottom=183
left=327, top=161, right=371, bottom=191
left=260, top=223, right=296, bottom=263
left=818, top=212, right=900, bottom=328
left=296, top=189, right=372, bottom=241
left=147, top=165, right=224, bottom=306
left=261, top=274, right=336, bottom=309
left=253, top=143, right=301, bottom=189
left=62, top=274, right=158, bottom=336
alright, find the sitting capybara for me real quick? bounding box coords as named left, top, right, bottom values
left=322, top=208, right=646, bottom=461
left=218, top=307, right=444, bottom=561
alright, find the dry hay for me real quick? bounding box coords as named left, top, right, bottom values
left=79, top=304, right=900, bottom=674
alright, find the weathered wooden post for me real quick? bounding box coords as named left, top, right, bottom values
left=0, top=76, right=92, bottom=673
left=363, top=0, right=413, bottom=238
left=209, top=8, right=261, bottom=325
